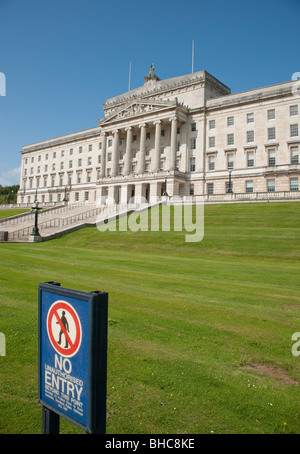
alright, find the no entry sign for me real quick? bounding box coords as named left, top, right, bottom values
left=47, top=301, right=82, bottom=357
left=38, top=282, right=108, bottom=434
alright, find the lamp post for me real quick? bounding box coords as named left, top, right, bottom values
left=30, top=198, right=42, bottom=240
left=227, top=170, right=233, bottom=193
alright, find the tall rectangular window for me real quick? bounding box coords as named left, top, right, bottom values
left=268, top=148, right=276, bottom=166
left=227, top=116, right=234, bottom=126
left=268, top=127, right=276, bottom=140
left=267, top=109, right=275, bottom=120
left=207, top=183, right=214, bottom=195
left=247, top=113, right=254, bottom=123
left=246, top=180, right=254, bottom=193
left=190, top=157, right=196, bottom=172
left=247, top=151, right=254, bottom=167
left=227, top=134, right=234, bottom=146
left=227, top=153, right=234, bottom=169
left=290, top=124, right=299, bottom=137
left=290, top=105, right=298, bottom=117
left=209, top=136, right=215, bottom=148
left=247, top=130, right=254, bottom=143
left=267, top=179, right=275, bottom=192
left=291, top=146, right=299, bottom=164
left=208, top=155, right=215, bottom=170
left=290, top=177, right=299, bottom=191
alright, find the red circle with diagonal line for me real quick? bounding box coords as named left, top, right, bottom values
left=47, top=301, right=82, bottom=357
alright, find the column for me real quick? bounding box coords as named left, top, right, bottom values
left=153, top=120, right=162, bottom=172
left=111, top=130, right=119, bottom=177
left=124, top=127, right=133, bottom=176
left=137, top=123, right=147, bottom=174
left=169, top=116, right=177, bottom=171
left=100, top=132, right=107, bottom=178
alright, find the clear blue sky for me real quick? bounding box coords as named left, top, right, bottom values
left=0, top=0, right=299, bottom=185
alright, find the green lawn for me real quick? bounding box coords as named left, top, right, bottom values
left=0, top=202, right=300, bottom=434
left=0, top=208, right=30, bottom=220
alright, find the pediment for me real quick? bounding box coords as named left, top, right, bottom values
left=99, top=99, right=177, bottom=126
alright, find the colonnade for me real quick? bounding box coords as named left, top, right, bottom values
left=99, top=116, right=178, bottom=178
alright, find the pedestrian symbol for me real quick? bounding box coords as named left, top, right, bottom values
left=47, top=301, right=82, bottom=357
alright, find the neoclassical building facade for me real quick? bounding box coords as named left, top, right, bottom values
left=17, top=66, right=299, bottom=205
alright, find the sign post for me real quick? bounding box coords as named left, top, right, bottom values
left=38, top=281, right=108, bottom=434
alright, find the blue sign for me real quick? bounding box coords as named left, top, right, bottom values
left=38, top=282, right=108, bottom=434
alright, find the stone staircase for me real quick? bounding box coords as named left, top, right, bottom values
left=0, top=202, right=134, bottom=242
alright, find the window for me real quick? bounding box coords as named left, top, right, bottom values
left=175, top=159, right=180, bottom=170
left=268, top=148, right=276, bottom=166
left=89, top=144, right=92, bottom=152
left=118, top=166, right=123, bottom=176
left=208, top=155, right=215, bottom=170
left=177, top=141, right=180, bottom=152
left=267, top=109, right=275, bottom=120
left=247, top=113, right=254, bottom=123
left=79, top=146, right=83, bottom=153
left=132, top=149, right=137, bottom=158
left=290, top=124, right=299, bottom=137
left=59, top=176, right=63, bottom=186
left=209, top=120, right=215, bottom=129
left=146, top=132, right=150, bottom=140
left=191, top=123, right=196, bottom=132
left=190, top=138, right=196, bottom=150
left=227, top=153, right=234, bottom=169
left=108, top=139, right=112, bottom=147
left=227, top=134, right=234, bottom=146
left=146, top=146, right=150, bottom=156
left=43, top=178, right=47, bottom=188
left=119, top=151, right=124, bottom=160
left=70, top=148, right=73, bottom=155
left=53, top=152, right=56, bottom=159
left=87, top=172, right=91, bottom=182
left=77, top=173, right=81, bottom=184
left=207, top=183, right=214, bottom=195
left=52, top=164, right=55, bottom=171
left=145, top=163, right=150, bottom=172
left=291, top=146, right=299, bottom=164
left=247, top=151, right=254, bottom=167
left=290, top=177, right=299, bottom=191
left=107, top=153, right=112, bottom=162
left=69, top=160, right=73, bottom=169
left=159, top=160, right=164, bottom=171
left=247, top=130, right=254, bottom=143
left=190, top=157, right=195, bottom=172
left=60, top=162, right=64, bottom=170
left=267, top=179, right=275, bottom=192
left=290, top=105, right=298, bottom=117
left=268, top=127, right=276, bottom=140
left=161, top=129, right=165, bottom=138
left=246, top=180, right=253, bottom=193
left=160, top=145, right=165, bottom=155
left=75, top=192, right=79, bottom=202
left=98, top=155, right=101, bottom=164
left=227, top=116, right=234, bottom=126
left=61, top=150, right=64, bottom=157
left=78, top=159, right=82, bottom=167
left=209, top=137, right=215, bottom=148
left=88, top=157, right=92, bottom=166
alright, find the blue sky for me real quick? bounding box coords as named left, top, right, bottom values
left=0, top=0, right=299, bottom=185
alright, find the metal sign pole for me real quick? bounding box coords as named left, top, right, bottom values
left=42, top=406, right=60, bottom=434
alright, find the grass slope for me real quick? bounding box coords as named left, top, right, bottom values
left=0, top=202, right=299, bottom=434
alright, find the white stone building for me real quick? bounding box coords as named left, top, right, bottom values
left=17, top=66, right=299, bottom=205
